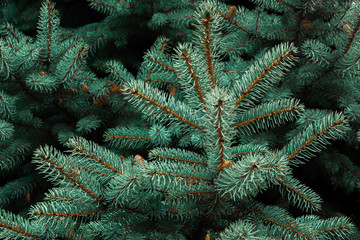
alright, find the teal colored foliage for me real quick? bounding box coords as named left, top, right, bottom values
left=0, top=0, right=359, bottom=239
left=0, top=0, right=41, bottom=31
left=0, top=0, right=113, bottom=213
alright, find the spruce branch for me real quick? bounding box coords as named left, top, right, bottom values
left=0, top=0, right=359, bottom=239
left=282, top=112, right=350, bottom=165
left=33, top=145, right=103, bottom=203
left=276, top=176, right=322, bottom=212
left=0, top=209, right=40, bottom=239
left=233, top=42, right=298, bottom=108
left=122, top=79, right=204, bottom=131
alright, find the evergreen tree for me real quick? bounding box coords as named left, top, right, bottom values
left=0, top=0, right=199, bottom=215
left=0, top=0, right=359, bottom=239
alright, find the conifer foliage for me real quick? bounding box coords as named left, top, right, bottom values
left=0, top=0, right=359, bottom=239
left=0, top=0, right=114, bottom=212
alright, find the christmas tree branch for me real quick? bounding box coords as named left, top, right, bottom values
left=200, top=14, right=216, bottom=89
left=39, top=155, right=103, bottom=203
left=180, top=50, right=207, bottom=107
